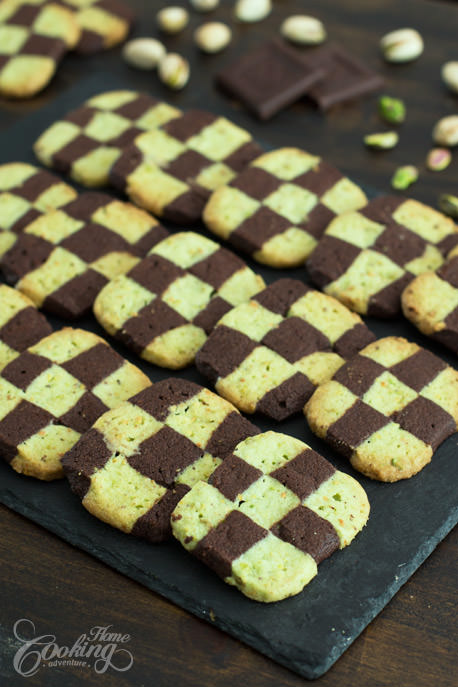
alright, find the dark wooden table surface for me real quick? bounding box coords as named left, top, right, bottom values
left=0, top=1, right=457, bottom=685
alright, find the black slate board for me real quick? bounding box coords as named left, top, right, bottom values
left=0, top=74, right=457, bottom=680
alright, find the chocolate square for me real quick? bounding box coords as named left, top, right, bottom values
left=209, top=453, right=262, bottom=502
left=270, top=449, right=335, bottom=501
left=392, top=397, right=455, bottom=450
left=1, top=352, right=51, bottom=391
left=273, top=506, right=339, bottom=563
left=253, top=279, right=309, bottom=316
left=205, top=412, right=260, bottom=456
left=230, top=206, right=291, bottom=255
left=129, top=426, right=203, bottom=487
left=326, top=400, right=389, bottom=458
left=189, top=248, right=244, bottom=290
left=61, top=343, right=123, bottom=389
left=261, top=317, right=331, bottom=362
left=217, top=40, right=326, bottom=120
left=129, top=379, right=200, bottom=422
left=306, top=44, right=384, bottom=110
left=194, top=510, right=267, bottom=578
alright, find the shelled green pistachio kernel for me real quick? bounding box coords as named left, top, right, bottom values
left=438, top=194, right=458, bottom=219
left=235, top=0, right=271, bottom=23
left=194, top=22, right=231, bottom=53
left=280, top=15, right=326, bottom=46
left=391, top=165, right=419, bottom=190
left=426, top=148, right=452, bottom=172
left=157, top=6, right=190, bottom=34
left=158, top=53, right=190, bottom=89
left=364, top=131, right=399, bottom=150
left=378, top=96, right=405, bottom=125
left=433, top=115, right=458, bottom=148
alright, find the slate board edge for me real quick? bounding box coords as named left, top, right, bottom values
left=0, top=72, right=457, bottom=681
left=1, top=480, right=456, bottom=681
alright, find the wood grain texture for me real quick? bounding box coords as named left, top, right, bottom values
left=0, top=0, right=457, bottom=685
left=0, top=505, right=456, bottom=687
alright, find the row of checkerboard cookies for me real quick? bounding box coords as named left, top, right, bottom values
left=1, top=162, right=458, bottom=440
left=0, top=0, right=133, bottom=98
left=28, top=89, right=458, bottom=329
left=1, top=282, right=458, bottom=601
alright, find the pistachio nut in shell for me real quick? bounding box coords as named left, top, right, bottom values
left=235, top=0, right=272, bottom=23
left=380, top=28, right=424, bottom=63
left=158, top=53, right=190, bottom=89
left=190, top=0, right=220, bottom=11
left=122, top=38, right=166, bottom=70
left=157, top=6, right=189, bottom=34
left=194, top=22, right=231, bottom=53
left=433, top=115, right=458, bottom=147
left=426, top=148, right=452, bottom=172
left=280, top=15, right=326, bottom=46
left=441, top=62, right=458, bottom=95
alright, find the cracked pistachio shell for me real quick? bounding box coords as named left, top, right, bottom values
left=426, top=148, right=452, bottom=172
left=158, top=53, right=190, bottom=89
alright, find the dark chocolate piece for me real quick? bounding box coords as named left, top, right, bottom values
left=306, top=44, right=384, bottom=110
left=217, top=40, right=326, bottom=120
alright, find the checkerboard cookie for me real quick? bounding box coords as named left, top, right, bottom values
left=305, top=337, right=458, bottom=481
left=171, top=431, right=369, bottom=602
left=34, top=90, right=181, bottom=187
left=62, top=378, right=259, bottom=541
left=195, top=279, right=375, bottom=420
left=0, top=162, right=77, bottom=234
left=1, top=191, right=168, bottom=319
left=59, top=0, right=134, bottom=54
left=307, top=195, right=458, bottom=317
left=0, top=284, right=52, bottom=371
left=402, top=247, right=458, bottom=354
left=93, top=231, right=265, bottom=369
left=0, top=327, right=150, bottom=480
left=0, top=0, right=80, bottom=98
left=110, top=109, right=264, bottom=224
left=202, top=148, right=367, bottom=267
